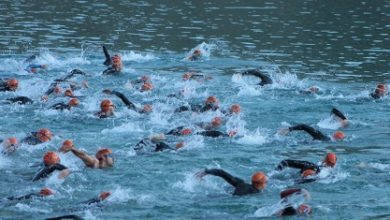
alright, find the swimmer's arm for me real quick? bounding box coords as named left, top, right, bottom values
left=276, top=160, right=319, bottom=172
left=197, top=130, right=227, bottom=137
left=44, top=82, right=59, bottom=96
left=204, top=169, right=243, bottom=187
left=289, top=124, right=329, bottom=141
left=103, top=46, right=111, bottom=66
left=62, top=69, right=87, bottom=81
left=70, top=148, right=97, bottom=167
left=111, top=90, right=137, bottom=110
left=154, top=142, right=174, bottom=152
left=331, top=108, right=347, bottom=120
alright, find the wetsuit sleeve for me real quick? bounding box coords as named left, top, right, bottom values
left=242, top=70, right=272, bottom=86
left=6, top=96, right=33, bottom=104
left=205, top=169, right=244, bottom=188
left=112, top=90, right=137, bottom=110
left=22, top=133, right=41, bottom=145
left=32, top=164, right=68, bottom=181
left=276, top=160, right=319, bottom=173
left=7, top=193, right=38, bottom=201
left=50, top=103, right=69, bottom=110
left=85, top=197, right=101, bottom=205
left=174, top=106, right=190, bottom=113
left=154, top=142, right=174, bottom=152
left=331, top=108, right=347, bottom=120
left=289, top=124, right=329, bottom=141
left=196, top=130, right=228, bottom=138
left=62, top=69, right=87, bottom=81
left=103, top=46, right=111, bottom=66
left=166, top=126, right=185, bottom=135
left=44, top=82, right=59, bottom=96
left=45, top=215, right=84, bottom=220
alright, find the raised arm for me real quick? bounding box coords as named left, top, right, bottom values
left=204, top=169, right=244, bottom=188
left=242, top=70, right=272, bottom=86
left=331, top=108, right=347, bottom=120
left=70, top=148, right=97, bottom=168
left=289, top=124, right=329, bottom=141
left=112, top=90, right=137, bottom=110
left=103, top=45, right=111, bottom=66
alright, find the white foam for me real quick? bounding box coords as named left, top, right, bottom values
left=121, top=51, right=157, bottom=62
left=15, top=203, right=50, bottom=213
left=234, top=128, right=268, bottom=145
left=101, top=122, right=143, bottom=134
left=317, top=117, right=342, bottom=130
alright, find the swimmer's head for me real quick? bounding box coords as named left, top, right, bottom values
left=64, top=89, right=74, bottom=97
left=141, top=75, right=150, bottom=82
left=251, top=172, right=267, bottom=190
left=96, top=148, right=114, bottom=166
left=43, top=151, right=60, bottom=166
left=68, top=98, right=79, bottom=107
left=374, top=84, right=387, bottom=97
left=180, top=128, right=192, bottom=136
left=230, top=104, right=241, bottom=114
left=40, top=188, right=54, bottom=196
left=205, top=96, right=218, bottom=105
left=99, top=191, right=111, bottom=201
left=6, top=79, right=18, bottom=91
left=308, top=86, right=319, bottom=94
left=301, top=169, right=316, bottom=178
left=332, top=131, right=345, bottom=140
left=2, top=137, right=19, bottom=153
left=324, top=152, right=337, bottom=167
left=54, top=86, right=62, bottom=94
left=175, top=142, right=185, bottom=149
left=141, top=82, right=153, bottom=92
left=297, top=204, right=312, bottom=215
left=111, top=55, right=122, bottom=65
left=100, top=99, right=115, bottom=113
left=37, top=128, right=52, bottom=143
left=183, top=72, right=192, bottom=80
left=211, top=117, right=222, bottom=128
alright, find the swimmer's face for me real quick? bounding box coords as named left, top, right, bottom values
left=98, top=154, right=114, bottom=167
left=64, top=90, right=74, bottom=97
left=101, top=104, right=115, bottom=113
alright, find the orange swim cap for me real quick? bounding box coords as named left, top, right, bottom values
left=230, top=104, right=241, bottom=114
left=205, top=96, right=218, bottom=105
left=62, top=139, right=74, bottom=148
left=68, top=98, right=79, bottom=107
left=64, top=89, right=74, bottom=97
left=95, top=148, right=113, bottom=159
left=100, top=99, right=114, bottom=112
left=375, top=84, right=387, bottom=96
left=6, top=137, right=18, bottom=146
left=180, top=128, right=192, bottom=135
left=99, top=191, right=111, bottom=200
left=333, top=131, right=345, bottom=140
left=211, top=117, right=222, bottom=127
left=297, top=204, right=312, bottom=215
left=251, top=172, right=267, bottom=185
left=3, top=137, right=18, bottom=152
left=40, top=187, right=54, bottom=196
left=141, top=82, right=154, bottom=91
left=43, top=151, right=60, bottom=166
left=301, top=169, right=316, bottom=177
left=7, top=79, right=18, bottom=90
left=37, top=128, right=52, bottom=142
left=111, top=55, right=122, bottom=65
left=324, top=152, right=337, bottom=167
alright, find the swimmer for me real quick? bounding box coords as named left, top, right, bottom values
left=6, top=188, right=54, bottom=201
left=134, top=134, right=184, bottom=152
left=25, top=64, right=47, bottom=73
left=276, top=153, right=337, bottom=183
left=50, top=98, right=79, bottom=111
left=1, top=137, right=19, bottom=154
left=103, top=89, right=152, bottom=113
left=60, top=142, right=114, bottom=168
left=331, top=107, right=348, bottom=127
left=45, top=215, right=83, bottom=220
left=0, top=78, right=18, bottom=92
left=22, top=128, right=53, bottom=145
left=131, top=75, right=151, bottom=85
left=197, top=117, right=222, bottom=130
left=102, top=45, right=123, bottom=75
left=83, top=191, right=111, bottom=205
left=276, top=188, right=312, bottom=216
left=187, top=49, right=202, bottom=61
left=174, top=96, right=220, bottom=113
left=94, top=99, right=115, bottom=118
left=4, top=96, right=33, bottom=104
left=182, top=72, right=212, bottom=81
left=240, top=69, right=272, bottom=86
left=370, top=84, right=388, bottom=99
left=300, top=86, right=320, bottom=94
left=278, top=124, right=345, bottom=141
left=195, top=168, right=267, bottom=196
left=33, top=151, right=70, bottom=181
left=166, top=127, right=193, bottom=136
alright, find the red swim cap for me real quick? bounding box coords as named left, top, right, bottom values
left=297, top=204, right=312, bottom=215
left=37, top=128, right=52, bottom=142
left=230, top=104, right=241, bottom=114
left=40, top=188, right=54, bottom=196
left=59, top=139, right=74, bottom=152
left=43, top=151, right=60, bottom=166
left=333, top=131, right=345, bottom=140
left=96, top=148, right=113, bottom=159
left=324, top=152, right=337, bottom=167
left=100, top=99, right=113, bottom=108
left=68, top=98, right=79, bottom=107
left=99, top=191, right=111, bottom=200
left=211, top=117, right=222, bottom=127
left=301, top=169, right=316, bottom=177
left=180, top=128, right=192, bottom=135
left=7, top=79, right=19, bottom=90
left=251, top=172, right=267, bottom=184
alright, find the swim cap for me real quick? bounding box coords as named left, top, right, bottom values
left=99, top=192, right=111, bottom=201
left=211, top=117, right=222, bottom=127
left=205, top=96, right=218, bottom=105
left=6, top=79, right=18, bottom=90
left=111, top=55, right=121, bottom=65
left=62, top=139, right=74, bottom=148
left=301, top=169, right=316, bottom=178
left=95, top=148, right=113, bottom=159
left=100, top=99, right=113, bottom=108
left=333, top=131, right=345, bottom=140
left=180, top=128, right=192, bottom=135
left=43, top=151, right=60, bottom=166
left=230, top=104, right=241, bottom=114
left=37, top=128, right=52, bottom=142
left=40, top=188, right=54, bottom=196
left=141, top=82, right=153, bottom=91
left=251, top=172, right=267, bottom=185
left=64, top=89, right=74, bottom=97
left=3, top=137, right=18, bottom=153
left=375, top=84, right=387, bottom=96
left=324, top=152, right=337, bottom=167
left=175, top=142, right=185, bottom=149
left=54, top=86, right=62, bottom=94
left=297, top=204, right=312, bottom=215
left=68, top=98, right=79, bottom=107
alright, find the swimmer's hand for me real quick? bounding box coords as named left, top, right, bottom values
left=195, top=170, right=207, bottom=180
left=102, top=89, right=112, bottom=94
left=58, top=169, right=70, bottom=179
left=58, top=144, right=73, bottom=153
left=277, top=128, right=290, bottom=136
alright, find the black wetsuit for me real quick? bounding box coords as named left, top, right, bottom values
left=174, top=103, right=219, bottom=113
left=50, top=102, right=72, bottom=111
left=7, top=193, right=43, bottom=201
left=5, top=96, right=33, bottom=104
left=204, top=169, right=259, bottom=196
left=276, top=160, right=320, bottom=174
left=134, top=138, right=174, bottom=152
left=0, top=81, right=13, bottom=92
left=22, top=132, right=43, bottom=145
left=196, top=130, right=228, bottom=138
left=331, top=108, right=347, bottom=120
left=166, top=126, right=186, bottom=136
left=102, top=46, right=121, bottom=75
left=32, top=163, right=68, bottom=181
left=370, top=93, right=382, bottom=99
left=241, top=69, right=273, bottom=86
left=289, top=124, right=330, bottom=141
left=46, top=215, right=83, bottom=220
left=44, top=69, right=87, bottom=96
left=109, top=90, right=138, bottom=111
left=94, top=111, right=114, bottom=119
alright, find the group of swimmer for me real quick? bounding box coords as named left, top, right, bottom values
left=1, top=46, right=388, bottom=219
